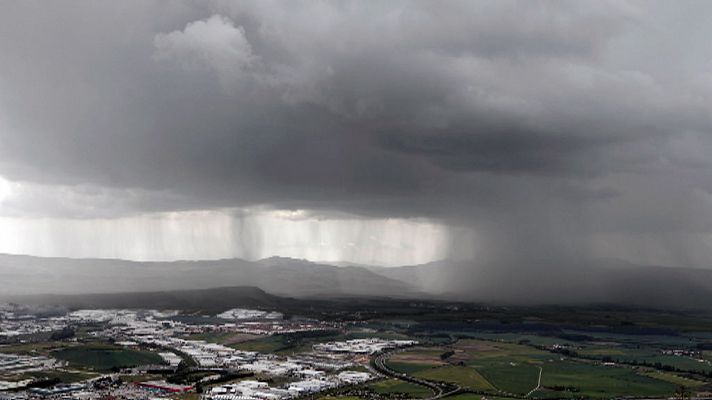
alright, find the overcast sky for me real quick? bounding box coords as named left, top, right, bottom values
left=1, top=1, right=712, bottom=267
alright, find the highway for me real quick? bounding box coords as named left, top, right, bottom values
left=372, top=351, right=461, bottom=400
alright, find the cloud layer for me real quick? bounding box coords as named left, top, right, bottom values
left=1, top=1, right=712, bottom=267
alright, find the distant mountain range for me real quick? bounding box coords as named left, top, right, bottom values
left=13, top=286, right=285, bottom=313
left=2, top=253, right=712, bottom=309
left=0, top=254, right=415, bottom=299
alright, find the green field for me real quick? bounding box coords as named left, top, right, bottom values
left=577, top=346, right=712, bottom=373
left=230, top=335, right=289, bottom=353
left=534, top=361, right=677, bottom=399
left=0, top=341, right=67, bottom=355
left=455, top=340, right=550, bottom=363
left=169, top=393, right=201, bottom=400
left=462, top=332, right=578, bottom=348
left=413, top=365, right=495, bottom=391
left=318, top=397, right=364, bottom=400
left=181, top=332, right=236, bottom=343
left=441, top=340, right=545, bottom=395
left=641, top=371, right=708, bottom=387
left=368, top=379, right=433, bottom=398
left=634, top=355, right=712, bottom=373
left=445, top=395, right=515, bottom=400
left=386, top=341, right=547, bottom=394
left=25, top=370, right=98, bottom=383
left=387, top=361, right=434, bottom=374
left=474, top=362, right=540, bottom=395
left=463, top=331, right=712, bottom=378
left=53, top=343, right=163, bottom=371
left=379, top=338, right=710, bottom=398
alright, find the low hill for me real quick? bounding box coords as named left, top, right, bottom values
left=11, top=286, right=282, bottom=313
left=0, top=254, right=417, bottom=299
left=5, top=253, right=712, bottom=309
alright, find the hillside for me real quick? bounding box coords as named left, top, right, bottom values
left=4, top=253, right=712, bottom=309
left=0, top=254, right=417, bottom=299
left=10, top=286, right=283, bottom=312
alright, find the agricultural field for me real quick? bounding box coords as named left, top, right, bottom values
left=386, top=361, right=433, bottom=374
left=230, top=335, right=295, bottom=353
left=474, top=362, right=540, bottom=395
left=0, top=341, right=67, bottom=355
left=52, top=343, right=163, bottom=371
left=376, top=338, right=696, bottom=399
left=451, top=339, right=547, bottom=394
left=445, top=394, right=516, bottom=400
left=576, top=346, right=712, bottom=374
left=641, top=371, right=708, bottom=387
left=534, top=360, right=677, bottom=399
left=168, top=393, right=201, bottom=400
left=382, top=340, right=547, bottom=395
left=452, top=339, right=551, bottom=364
left=368, top=379, right=433, bottom=398
left=447, top=331, right=712, bottom=379
left=3, top=296, right=712, bottom=400
left=461, top=332, right=578, bottom=348
left=24, top=370, right=98, bottom=383
left=413, top=365, right=494, bottom=391
left=386, top=346, right=447, bottom=374
left=318, top=396, right=363, bottom=400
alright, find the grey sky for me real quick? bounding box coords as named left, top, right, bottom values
left=1, top=1, right=712, bottom=267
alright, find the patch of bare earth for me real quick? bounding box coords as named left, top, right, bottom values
left=390, top=348, right=448, bottom=366
left=223, top=333, right=262, bottom=345
left=454, top=340, right=499, bottom=352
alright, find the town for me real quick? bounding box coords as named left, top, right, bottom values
left=0, top=303, right=415, bottom=400
left=4, top=300, right=712, bottom=400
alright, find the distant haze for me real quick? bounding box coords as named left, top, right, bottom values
left=4, top=254, right=712, bottom=310
left=0, top=210, right=461, bottom=266
left=1, top=1, right=712, bottom=284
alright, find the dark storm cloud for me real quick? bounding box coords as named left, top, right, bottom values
left=379, top=127, right=631, bottom=176
left=2, top=1, right=712, bottom=267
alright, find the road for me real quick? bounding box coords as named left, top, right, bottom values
left=525, top=366, right=543, bottom=397
left=372, top=351, right=461, bottom=400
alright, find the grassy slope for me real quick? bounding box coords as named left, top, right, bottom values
left=414, top=365, right=495, bottom=391
left=53, top=343, right=163, bottom=371
left=535, top=361, right=677, bottom=399
left=369, top=379, right=433, bottom=398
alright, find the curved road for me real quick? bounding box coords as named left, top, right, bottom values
left=372, top=351, right=461, bottom=400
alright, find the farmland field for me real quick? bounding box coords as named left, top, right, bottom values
left=378, top=338, right=689, bottom=399
left=318, top=397, right=364, bottom=400
left=389, top=347, right=447, bottom=363
left=52, top=343, right=163, bottom=371
left=24, top=370, right=98, bottom=383
left=386, top=361, right=434, bottom=374
left=368, top=379, right=433, bottom=398
left=534, top=361, right=677, bottom=399
left=413, top=365, right=494, bottom=391
left=230, top=335, right=291, bottom=353
left=474, top=362, right=540, bottom=395
left=641, top=371, right=708, bottom=387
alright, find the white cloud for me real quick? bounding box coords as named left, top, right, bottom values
left=0, top=176, right=13, bottom=204
left=153, top=14, right=257, bottom=88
